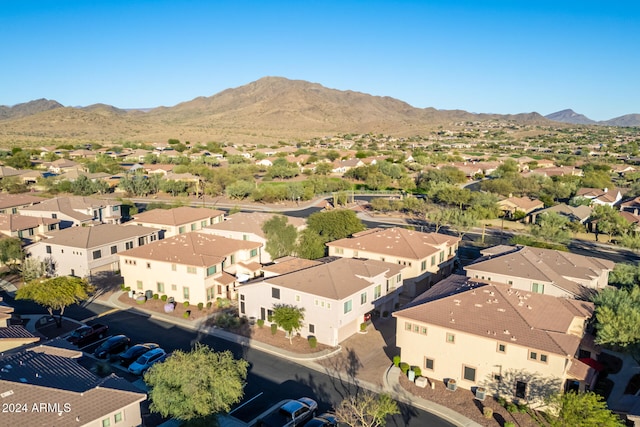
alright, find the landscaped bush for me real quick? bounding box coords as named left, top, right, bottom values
left=360, top=322, right=367, bottom=332
left=197, top=302, right=204, bottom=311
left=308, top=336, right=317, bottom=348
left=216, top=297, right=231, bottom=308
left=136, top=297, right=146, bottom=304
left=483, top=407, right=493, bottom=419
left=270, top=323, right=278, bottom=335
left=506, top=403, right=518, bottom=413
left=393, top=355, right=401, bottom=367
left=153, top=293, right=159, bottom=300
left=411, top=366, right=422, bottom=377
left=206, top=301, right=213, bottom=309
left=257, top=319, right=265, bottom=328
left=496, top=396, right=507, bottom=406
left=518, top=403, right=528, bottom=414
left=382, top=310, right=389, bottom=317
left=161, top=295, right=167, bottom=302
left=399, top=362, right=410, bottom=375
left=183, top=311, right=190, bottom=318
left=215, top=313, right=240, bottom=329
left=183, top=301, right=190, bottom=308
left=504, top=422, right=515, bottom=427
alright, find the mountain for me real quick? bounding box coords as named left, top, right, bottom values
left=545, top=109, right=596, bottom=125
left=602, top=114, right=640, bottom=127
left=0, top=98, right=64, bottom=120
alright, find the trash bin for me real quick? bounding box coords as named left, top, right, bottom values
left=145, top=290, right=153, bottom=300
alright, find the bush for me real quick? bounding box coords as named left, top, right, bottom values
left=124, top=286, right=131, bottom=292
left=183, top=311, right=190, bottom=318
left=399, top=362, right=410, bottom=375
left=153, top=293, right=159, bottom=300
left=183, top=301, right=190, bottom=308
left=197, top=302, right=204, bottom=311
left=360, top=322, right=367, bottom=332
left=411, top=366, right=422, bottom=377
left=160, top=295, right=167, bottom=302
left=496, top=396, right=507, bottom=406
left=506, top=403, right=518, bottom=413
left=206, top=301, right=213, bottom=309
left=504, top=422, right=515, bottom=427
left=215, top=313, right=240, bottom=329
left=518, top=403, right=528, bottom=414
left=393, top=355, right=401, bottom=367
left=382, top=310, right=389, bottom=317
left=308, top=336, right=317, bottom=348
left=483, top=407, right=493, bottom=419
left=270, top=323, right=278, bottom=335
left=257, top=319, right=265, bottom=328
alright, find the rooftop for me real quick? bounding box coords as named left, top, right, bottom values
left=132, top=206, right=224, bottom=226
left=38, top=223, right=158, bottom=249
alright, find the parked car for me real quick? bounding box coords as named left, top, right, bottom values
left=118, top=343, right=159, bottom=367
left=128, top=348, right=167, bottom=375
left=66, top=324, right=109, bottom=346
left=94, top=335, right=130, bottom=359
left=304, top=413, right=337, bottom=427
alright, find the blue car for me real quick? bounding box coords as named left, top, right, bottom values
left=304, top=413, right=338, bottom=427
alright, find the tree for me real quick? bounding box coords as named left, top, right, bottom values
left=307, top=210, right=365, bottom=243
left=0, top=237, right=23, bottom=272
left=592, top=286, right=640, bottom=360
left=145, top=344, right=248, bottom=422
left=608, top=263, right=640, bottom=289
left=445, top=208, right=477, bottom=240
left=20, top=257, right=46, bottom=283
left=296, top=228, right=326, bottom=259
left=531, top=212, right=571, bottom=244
left=15, top=276, right=93, bottom=327
left=547, top=391, right=624, bottom=427
left=334, top=392, right=399, bottom=427
left=271, top=304, right=305, bottom=344
left=262, top=215, right=298, bottom=260
left=590, top=205, right=630, bottom=242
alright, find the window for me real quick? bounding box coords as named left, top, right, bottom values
left=326, top=303, right=331, bottom=309
left=243, top=234, right=248, bottom=240
left=374, top=285, right=381, bottom=299
left=136, top=280, right=143, bottom=290
left=405, top=322, right=412, bottom=331
left=446, top=333, right=455, bottom=343
left=396, top=274, right=401, bottom=283
left=424, top=357, right=434, bottom=370
left=344, top=300, right=352, bottom=314
left=295, top=295, right=301, bottom=302
left=413, top=325, right=420, bottom=333
left=93, top=250, right=102, bottom=260
left=206, top=265, right=217, bottom=276
left=529, top=351, right=537, bottom=361
left=420, top=326, right=428, bottom=335
left=309, top=324, right=315, bottom=334
left=191, top=223, right=197, bottom=231
left=179, top=226, right=186, bottom=234
left=171, top=264, right=177, bottom=271
left=353, top=251, right=358, bottom=257
left=439, top=251, right=444, bottom=262
left=187, top=266, right=197, bottom=274
left=532, top=283, right=544, bottom=294
left=421, top=260, right=427, bottom=271
left=171, top=284, right=177, bottom=291
left=540, top=354, right=548, bottom=363
left=157, top=282, right=164, bottom=293
left=126, top=241, right=133, bottom=250
left=114, top=412, right=122, bottom=423
left=201, top=220, right=207, bottom=228
left=183, top=286, right=190, bottom=300
left=250, top=248, right=258, bottom=257
left=146, top=262, right=151, bottom=269
left=497, top=343, right=506, bottom=353
left=138, top=237, right=145, bottom=246
left=515, top=381, right=527, bottom=399
left=240, top=301, right=245, bottom=314
left=360, top=292, right=367, bottom=305
left=335, top=248, right=344, bottom=254
left=110, top=245, right=117, bottom=254
left=102, top=418, right=111, bottom=427
left=113, top=206, right=120, bottom=212
left=431, top=255, right=436, bottom=266
left=272, top=287, right=280, bottom=299
left=52, top=213, right=57, bottom=219
left=463, top=365, right=476, bottom=382
left=46, top=245, right=52, bottom=254
left=207, top=287, right=216, bottom=301
left=493, top=373, right=503, bottom=382
left=386, top=280, right=390, bottom=292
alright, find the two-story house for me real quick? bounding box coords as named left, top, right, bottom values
left=326, top=227, right=460, bottom=297
left=127, top=206, right=225, bottom=238
left=118, top=232, right=262, bottom=305
left=0, top=193, right=45, bottom=214
left=394, top=278, right=597, bottom=403
left=18, top=196, right=123, bottom=228
left=199, top=212, right=306, bottom=263
left=26, top=224, right=160, bottom=278
left=238, top=257, right=406, bottom=346
left=464, top=245, right=614, bottom=299
left=0, top=214, right=60, bottom=243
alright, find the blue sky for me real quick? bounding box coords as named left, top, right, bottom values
left=2, top=0, right=639, bottom=121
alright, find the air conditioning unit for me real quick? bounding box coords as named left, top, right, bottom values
left=447, top=379, right=457, bottom=391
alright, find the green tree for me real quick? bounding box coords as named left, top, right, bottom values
left=365, top=171, right=391, bottom=190
left=0, top=237, right=23, bottom=272
left=592, top=286, right=640, bottom=360
left=271, top=304, right=305, bottom=344
left=307, top=210, right=365, bottom=243
left=70, top=175, right=95, bottom=196
left=445, top=208, right=477, bottom=240
left=547, top=391, right=623, bottom=427
left=531, top=212, right=571, bottom=244
left=590, top=205, right=630, bottom=242
left=15, top=276, right=93, bottom=327
left=335, top=391, right=400, bottom=427
left=262, top=215, right=298, bottom=260
left=145, top=345, right=248, bottom=422
left=20, top=257, right=46, bottom=283
left=224, top=180, right=255, bottom=199
left=608, top=263, right=640, bottom=289
left=314, top=162, right=333, bottom=175
left=296, top=228, right=326, bottom=259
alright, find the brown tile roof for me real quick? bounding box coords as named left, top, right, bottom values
left=263, top=257, right=323, bottom=276
left=120, top=232, right=261, bottom=267
left=39, top=224, right=157, bottom=249
left=0, top=214, right=59, bottom=232
left=327, top=227, right=460, bottom=260
left=0, top=193, right=45, bottom=210
left=132, top=206, right=224, bottom=226
left=204, top=212, right=306, bottom=238
left=0, top=325, right=40, bottom=341
left=20, top=196, right=118, bottom=221
left=395, top=281, right=593, bottom=356
left=498, top=196, right=544, bottom=212
left=254, top=257, right=405, bottom=300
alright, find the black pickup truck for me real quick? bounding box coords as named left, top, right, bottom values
left=66, top=323, right=109, bottom=346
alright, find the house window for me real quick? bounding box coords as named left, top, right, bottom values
left=353, top=251, right=358, bottom=257
left=326, top=302, right=331, bottom=309
left=126, top=241, right=133, bottom=250
left=46, top=245, right=52, bottom=254
left=396, top=274, right=401, bottom=282
left=171, top=284, right=177, bottom=291
left=446, top=333, right=455, bottom=343
left=515, top=381, right=527, bottom=399
left=439, top=251, right=444, bottom=262
left=147, top=262, right=151, bottom=269
left=344, top=300, right=352, bottom=314
left=207, top=287, right=215, bottom=301
left=138, top=237, right=145, bottom=246
left=463, top=365, right=476, bottom=382
left=240, top=301, right=245, bottom=314
left=157, top=282, right=164, bottom=293
left=183, top=286, right=190, bottom=300
left=171, top=264, right=177, bottom=271
left=497, top=343, right=506, bottom=353
left=250, top=248, right=258, bottom=257
left=272, top=287, right=280, bottom=299
left=380, top=257, right=385, bottom=262
left=431, top=255, right=435, bottom=266
left=532, top=283, right=544, bottom=294
left=493, top=373, right=502, bottom=382
left=110, top=245, right=117, bottom=254
left=93, top=250, right=102, bottom=260
left=508, top=280, right=513, bottom=285
left=201, top=220, right=207, bottom=228
left=243, top=234, right=248, bottom=240
left=102, top=418, right=111, bottom=427
left=52, top=213, right=57, bottom=219
left=309, top=324, right=315, bottom=334
left=17, top=230, right=23, bottom=238
left=360, top=292, right=367, bottom=305
left=420, top=326, right=427, bottom=335
left=540, top=354, right=548, bottom=363
left=413, top=325, right=420, bottom=333
left=179, top=226, right=186, bottom=234
left=191, top=223, right=197, bottom=231
left=386, top=280, right=390, bottom=292
left=295, top=295, right=301, bottom=302
left=424, top=357, right=434, bottom=370
left=374, top=285, right=381, bottom=299
left=421, top=260, right=427, bottom=271
left=335, top=248, right=344, bottom=254
left=114, top=412, right=123, bottom=423
left=113, top=206, right=120, bottom=212
left=405, top=322, right=412, bottom=331
left=529, top=351, right=537, bottom=361
left=136, top=280, right=143, bottom=290
left=206, top=266, right=217, bottom=276
left=187, top=266, right=196, bottom=274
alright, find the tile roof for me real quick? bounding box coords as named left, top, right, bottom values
left=253, top=257, right=405, bottom=300
left=120, top=232, right=261, bottom=267
left=39, top=224, right=158, bottom=249
left=0, top=214, right=59, bottom=232
left=0, top=325, right=40, bottom=341
left=19, top=196, right=118, bottom=221
left=395, top=281, right=594, bottom=356
left=263, top=257, right=323, bottom=276
left=0, top=193, right=46, bottom=210
left=132, top=206, right=224, bottom=226
left=498, top=196, right=543, bottom=211
left=327, top=227, right=460, bottom=260
left=204, top=212, right=306, bottom=238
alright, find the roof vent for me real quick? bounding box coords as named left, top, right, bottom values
left=511, top=336, right=517, bottom=341
left=0, top=390, right=14, bottom=398
left=475, top=304, right=483, bottom=308
left=497, top=308, right=506, bottom=312
left=527, top=305, right=532, bottom=310
left=493, top=299, right=498, bottom=303
left=503, top=329, right=510, bottom=334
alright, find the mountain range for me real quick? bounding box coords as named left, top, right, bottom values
left=0, top=77, right=638, bottom=146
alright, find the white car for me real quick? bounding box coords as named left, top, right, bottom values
left=127, top=348, right=167, bottom=375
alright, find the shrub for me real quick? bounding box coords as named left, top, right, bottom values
left=153, top=293, right=159, bottom=300
left=411, top=366, right=422, bottom=377
left=518, top=403, right=528, bottom=414
left=160, top=295, right=167, bottom=302
left=496, top=396, right=507, bottom=406
left=393, top=355, right=401, bottom=367
left=206, top=301, right=213, bottom=309
left=136, top=297, right=146, bottom=305
left=197, top=302, right=204, bottom=311
left=483, top=407, right=493, bottom=419
left=183, top=301, right=190, bottom=308
left=504, top=422, right=515, bottom=427
left=506, top=403, right=518, bottom=413
left=399, top=362, right=410, bottom=375
left=257, top=319, right=265, bottom=328
left=216, top=297, right=231, bottom=308
left=124, top=286, right=131, bottom=292
left=308, top=336, right=317, bottom=348
left=183, top=311, right=190, bottom=318
left=382, top=310, right=389, bottom=317
left=270, top=323, right=278, bottom=335
left=215, top=313, right=240, bottom=329
left=360, top=322, right=367, bottom=332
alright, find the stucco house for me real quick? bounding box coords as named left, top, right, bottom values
left=529, top=203, right=592, bottom=225
left=238, top=257, right=406, bottom=346
left=119, top=232, right=262, bottom=304
left=26, top=224, right=160, bottom=278
left=18, top=196, right=123, bottom=228
left=326, top=227, right=460, bottom=297
left=464, top=245, right=614, bottom=299
left=0, top=303, right=40, bottom=352
left=0, top=214, right=60, bottom=242
left=394, top=277, right=598, bottom=403
left=497, top=196, right=544, bottom=218
left=127, top=206, right=225, bottom=238
left=199, top=212, right=306, bottom=263
left=0, top=193, right=45, bottom=214
left=575, top=187, right=623, bottom=207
